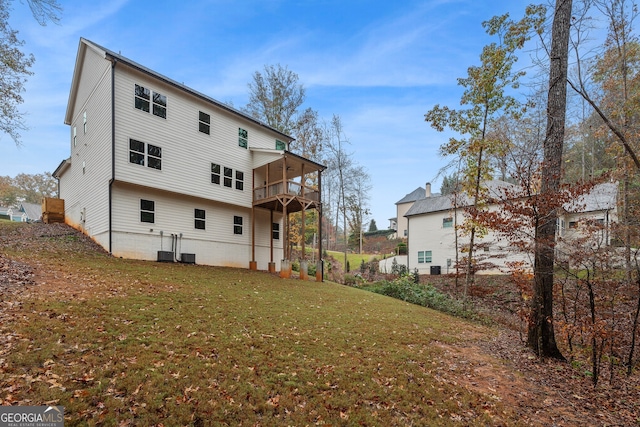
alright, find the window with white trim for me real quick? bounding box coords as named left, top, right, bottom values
left=140, top=199, right=155, bottom=223
left=234, top=216, right=243, bottom=235
left=129, top=139, right=162, bottom=170
left=238, top=128, right=248, bottom=148
left=211, top=163, right=220, bottom=184
left=135, top=84, right=166, bottom=119
left=418, top=250, right=432, bottom=263
left=224, top=167, right=233, bottom=188
left=195, top=209, right=205, bottom=230
left=199, top=111, right=210, bottom=135
left=235, top=171, right=244, bottom=190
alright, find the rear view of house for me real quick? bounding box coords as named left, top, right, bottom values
left=54, top=38, right=325, bottom=271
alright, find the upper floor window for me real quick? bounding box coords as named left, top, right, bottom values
left=443, top=217, right=453, bottom=228
left=238, top=128, right=248, bottom=148
left=235, top=171, right=244, bottom=191
left=73, top=126, right=77, bottom=147
left=195, top=209, right=206, bottom=230
left=276, top=139, right=286, bottom=150
left=224, top=167, right=233, bottom=188
left=272, top=223, right=280, bottom=240
left=140, top=199, right=155, bottom=223
left=129, top=139, right=162, bottom=170
left=199, top=111, right=210, bottom=135
left=83, top=111, right=87, bottom=134
left=211, top=163, right=220, bottom=184
left=135, top=84, right=166, bottom=119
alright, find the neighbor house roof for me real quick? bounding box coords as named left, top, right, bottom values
left=562, top=182, right=618, bottom=213
left=405, top=180, right=619, bottom=218
left=405, top=180, right=518, bottom=217
left=396, top=187, right=426, bottom=205
left=20, top=202, right=42, bottom=221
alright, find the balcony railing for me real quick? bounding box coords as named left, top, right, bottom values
left=254, top=180, right=319, bottom=202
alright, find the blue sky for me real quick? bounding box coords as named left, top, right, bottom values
left=2, top=0, right=535, bottom=228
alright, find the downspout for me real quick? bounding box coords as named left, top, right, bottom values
left=108, top=58, right=117, bottom=255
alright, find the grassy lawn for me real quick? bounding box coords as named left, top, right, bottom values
left=0, top=223, right=520, bottom=426
left=326, top=250, right=382, bottom=270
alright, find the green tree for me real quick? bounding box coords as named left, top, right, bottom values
left=368, top=219, right=378, bottom=232
left=425, top=8, right=544, bottom=294
left=1, top=0, right=61, bottom=145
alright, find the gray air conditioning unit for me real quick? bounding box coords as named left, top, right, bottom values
left=157, top=251, right=174, bottom=262
left=180, top=253, right=196, bottom=264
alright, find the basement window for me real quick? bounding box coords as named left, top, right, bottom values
left=234, top=216, right=243, bottom=235
left=140, top=199, right=155, bottom=223
left=195, top=209, right=205, bottom=230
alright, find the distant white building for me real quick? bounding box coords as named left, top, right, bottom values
left=382, top=180, right=619, bottom=275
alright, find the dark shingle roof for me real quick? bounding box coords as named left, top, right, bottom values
left=396, top=187, right=426, bottom=205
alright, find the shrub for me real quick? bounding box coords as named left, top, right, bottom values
left=365, top=275, right=478, bottom=320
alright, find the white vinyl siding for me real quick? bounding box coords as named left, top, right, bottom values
left=113, top=67, right=285, bottom=209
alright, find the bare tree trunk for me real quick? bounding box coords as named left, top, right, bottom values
left=528, top=0, right=571, bottom=359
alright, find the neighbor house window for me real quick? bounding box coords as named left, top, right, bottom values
left=276, top=139, right=286, bottom=150
left=195, top=209, right=205, bottom=230
left=73, top=126, right=77, bottom=147
left=83, top=111, right=87, bottom=134
left=234, top=216, right=243, bottom=234
left=129, top=139, right=162, bottom=170
left=238, top=128, right=248, bottom=148
left=140, top=199, right=155, bottom=223
left=235, top=171, right=244, bottom=191
left=211, top=163, right=220, bottom=184
left=135, top=84, right=166, bottom=119
left=443, top=217, right=453, bottom=228
left=199, top=111, right=210, bottom=135
left=224, top=167, right=233, bottom=188
left=272, top=223, right=280, bottom=240
left=418, top=250, right=432, bottom=263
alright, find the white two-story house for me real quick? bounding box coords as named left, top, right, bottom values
left=399, top=180, right=618, bottom=275
left=54, top=38, right=325, bottom=273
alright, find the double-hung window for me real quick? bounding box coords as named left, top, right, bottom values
left=224, top=167, right=233, bottom=188
left=272, top=223, right=280, bottom=240
left=238, top=128, right=248, bottom=148
left=140, top=199, right=155, bottom=223
left=235, top=171, right=244, bottom=190
left=195, top=209, right=205, bottom=230
left=135, top=84, right=166, bottom=119
left=199, top=111, right=210, bottom=135
left=129, top=139, right=162, bottom=170
left=418, top=250, right=432, bottom=263
left=211, top=163, right=221, bottom=184
left=234, top=216, right=243, bottom=235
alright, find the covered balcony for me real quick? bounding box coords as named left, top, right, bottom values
left=250, top=148, right=326, bottom=279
